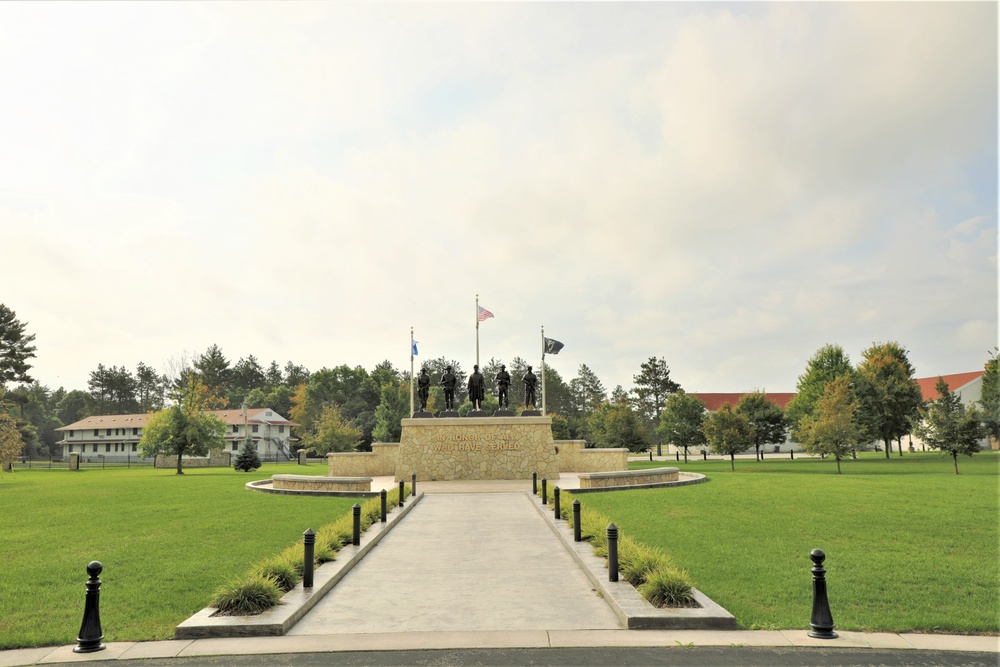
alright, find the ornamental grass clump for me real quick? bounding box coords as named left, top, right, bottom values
left=256, top=556, right=299, bottom=592
left=210, top=572, right=283, bottom=616
left=618, top=535, right=671, bottom=587
left=638, top=565, right=695, bottom=607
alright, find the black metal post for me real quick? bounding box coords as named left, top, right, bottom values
left=74, top=561, right=105, bottom=653
left=808, top=549, right=838, bottom=639
left=573, top=500, right=582, bottom=542
left=553, top=487, right=560, bottom=519
left=702, top=450, right=707, bottom=461
left=541, top=478, right=547, bottom=505
left=380, top=489, right=387, bottom=523
left=411, top=473, right=416, bottom=496
left=760, top=450, right=765, bottom=460
left=675, top=451, right=680, bottom=462
left=352, top=504, right=361, bottom=546
left=532, top=472, right=537, bottom=495
left=398, top=480, right=405, bottom=507
left=649, top=451, right=653, bottom=461
left=607, top=524, right=619, bottom=582
left=303, top=529, right=315, bottom=588
left=791, top=450, right=795, bottom=460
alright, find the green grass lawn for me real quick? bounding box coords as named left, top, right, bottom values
left=576, top=451, right=1000, bottom=634
left=0, top=464, right=359, bottom=649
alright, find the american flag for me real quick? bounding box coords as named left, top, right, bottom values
left=477, top=305, right=494, bottom=322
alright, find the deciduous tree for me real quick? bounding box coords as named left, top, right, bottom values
left=138, top=375, right=227, bottom=474
left=703, top=403, right=753, bottom=471
left=855, top=342, right=923, bottom=458
left=301, top=403, right=362, bottom=454
left=657, top=390, right=707, bottom=462
left=980, top=350, right=1000, bottom=446
left=912, top=378, right=985, bottom=474
left=786, top=344, right=854, bottom=443
left=797, top=376, right=861, bottom=473
left=0, top=412, right=23, bottom=475
left=588, top=401, right=649, bottom=453
left=735, top=392, right=788, bottom=461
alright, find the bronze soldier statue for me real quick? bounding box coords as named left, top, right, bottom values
left=417, top=367, right=431, bottom=411
left=523, top=366, right=538, bottom=408
left=495, top=364, right=511, bottom=409
left=467, top=364, right=486, bottom=411
left=440, top=366, right=457, bottom=410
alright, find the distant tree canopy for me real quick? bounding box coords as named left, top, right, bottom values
left=138, top=375, right=227, bottom=474
left=0, top=304, right=37, bottom=387
left=855, top=342, right=922, bottom=458
left=734, top=392, right=787, bottom=460
left=786, top=344, right=854, bottom=442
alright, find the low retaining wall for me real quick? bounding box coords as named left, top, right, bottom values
left=557, top=440, right=628, bottom=472
left=272, top=474, right=371, bottom=492
left=155, top=449, right=231, bottom=469
left=579, top=466, right=679, bottom=489
left=327, top=443, right=398, bottom=477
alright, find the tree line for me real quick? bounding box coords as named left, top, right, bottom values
left=1, top=302, right=998, bottom=471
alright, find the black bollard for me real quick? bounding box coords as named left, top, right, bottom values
left=352, top=504, right=361, bottom=546
left=532, top=472, right=537, bottom=495
left=541, top=478, right=548, bottom=505
left=573, top=500, right=582, bottom=542
left=791, top=450, right=795, bottom=460
left=411, top=473, right=417, bottom=496
left=380, top=489, right=387, bottom=523
left=760, top=450, right=764, bottom=460
left=303, top=529, right=315, bottom=588
left=702, top=450, right=707, bottom=461
left=553, top=487, right=560, bottom=519
left=74, top=561, right=105, bottom=653
left=676, top=451, right=680, bottom=462
left=398, top=480, right=405, bottom=507
left=607, top=524, right=619, bottom=582
left=807, top=549, right=838, bottom=639
left=649, top=451, right=653, bottom=461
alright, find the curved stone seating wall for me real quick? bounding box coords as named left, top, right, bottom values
left=578, top=467, right=680, bottom=489
left=556, top=440, right=628, bottom=472
left=272, top=474, right=372, bottom=492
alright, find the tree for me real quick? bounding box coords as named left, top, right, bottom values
left=980, top=349, right=1000, bottom=447
left=631, top=357, right=681, bottom=455
left=912, top=378, right=985, bottom=474
left=569, top=364, right=607, bottom=416
left=797, top=376, right=861, bottom=473
left=88, top=364, right=139, bottom=414
left=372, top=380, right=410, bottom=443
left=786, top=344, right=854, bottom=443
left=56, top=389, right=94, bottom=425
left=138, top=375, right=227, bottom=474
left=300, top=403, right=362, bottom=454
left=854, top=342, right=923, bottom=459
left=657, top=390, right=707, bottom=462
left=550, top=413, right=571, bottom=440
left=703, top=403, right=753, bottom=471
left=135, top=362, right=167, bottom=412
left=193, top=344, right=231, bottom=399
left=230, top=355, right=266, bottom=408
left=0, top=412, right=23, bottom=475
left=587, top=401, right=649, bottom=453
left=735, top=392, right=788, bottom=461
left=233, top=437, right=262, bottom=472
left=0, top=304, right=37, bottom=387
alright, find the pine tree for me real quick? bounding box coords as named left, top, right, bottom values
left=234, top=438, right=262, bottom=472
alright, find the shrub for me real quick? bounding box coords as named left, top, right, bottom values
left=210, top=572, right=283, bottom=615
left=619, top=535, right=671, bottom=586
left=233, top=441, right=262, bottom=472
left=638, top=566, right=695, bottom=607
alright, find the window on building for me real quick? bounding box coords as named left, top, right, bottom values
left=232, top=442, right=238, bottom=451
left=133, top=428, right=138, bottom=435
left=68, top=444, right=73, bottom=453
left=131, top=444, right=137, bottom=452
left=93, top=444, right=98, bottom=452
left=252, top=425, right=259, bottom=433
left=106, top=444, right=111, bottom=452
left=69, top=430, right=74, bottom=437
left=106, top=429, right=112, bottom=436
left=278, top=425, right=284, bottom=433
left=232, top=425, right=239, bottom=433
left=94, top=429, right=99, bottom=437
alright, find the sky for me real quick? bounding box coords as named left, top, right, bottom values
left=1, top=1, right=997, bottom=397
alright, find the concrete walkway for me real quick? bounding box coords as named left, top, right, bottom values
left=288, top=493, right=620, bottom=634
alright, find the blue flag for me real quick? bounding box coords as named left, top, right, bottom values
left=412, top=340, right=419, bottom=356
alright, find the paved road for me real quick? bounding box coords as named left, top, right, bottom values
left=288, top=493, right=620, bottom=635
left=55, top=647, right=1000, bottom=666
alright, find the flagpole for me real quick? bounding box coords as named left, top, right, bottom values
left=475, top=294, right=480, bottom=369
left=409, top=327, right=415, bottom=417
left=541, top=325, right=546, bottom=415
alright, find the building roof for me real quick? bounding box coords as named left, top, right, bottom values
left=57, top=408, right=297, bottom=431
left=691, top=392, right=796, bottom=412
left=914, top=371, right=984, bottom=402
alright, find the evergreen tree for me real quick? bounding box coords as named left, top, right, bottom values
left=0, top=304, right=36, bottom=387
left=631, top=357, right=680, bottom=455
left=233, top=437, right=261, bottom=472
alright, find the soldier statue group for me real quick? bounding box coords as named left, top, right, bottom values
left=416, top=363, right=538, bottom=413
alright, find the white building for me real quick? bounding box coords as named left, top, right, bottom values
left=56, top=408, right=298, bottom=462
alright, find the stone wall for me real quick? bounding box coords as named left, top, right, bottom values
left=327, top=443, right=398, bottom=477
left=397, top=416, right=559, bottom=481
left=556, top=440, right=629, bottom=472
left=579, top=467, right=680, bottom=489
left=155, top=449, right=231, bottom=469
left=272, top=474, right=371, bottom=492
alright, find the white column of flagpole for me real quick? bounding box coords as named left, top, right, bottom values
left=475, top=294, right=480, bottom=369
left=409, top=327, right=414, bottom=417
left=541, top=325, right=546, bottom=415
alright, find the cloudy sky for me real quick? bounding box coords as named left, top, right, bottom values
left=1, top=2, right=996, bottom=397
